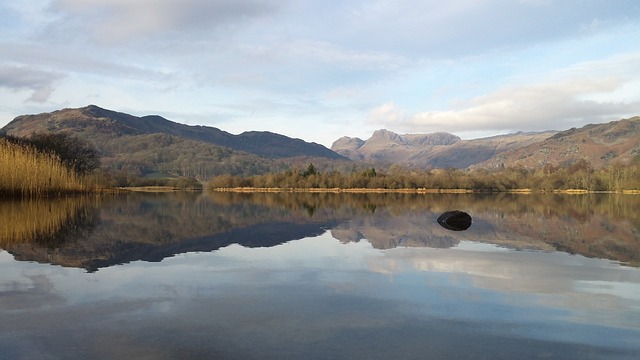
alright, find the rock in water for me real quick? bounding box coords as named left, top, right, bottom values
left=437, top=210, right=472, bottom=231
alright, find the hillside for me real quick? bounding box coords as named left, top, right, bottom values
left=332, top=129, right=556, bottom=168
left=3, top=106, right=638, bottom=177
left=333, top=117, right=640, bottom=169
left=478, top=116, right=640, bottom=169
left=1, top=105, right=346, bottom=178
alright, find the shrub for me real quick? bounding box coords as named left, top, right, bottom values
left=28, top=133, right=100, bottom=175
left=0, top=138, right=91, bottom=197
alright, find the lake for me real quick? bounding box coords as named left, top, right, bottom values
left=1, top=192, right=639, bottom=359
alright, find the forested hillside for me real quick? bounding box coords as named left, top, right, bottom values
left=1, top=105, right=347, bottom=180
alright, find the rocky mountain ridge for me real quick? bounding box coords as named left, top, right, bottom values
left=332, top=129, right=557, bottom=168
left=332, top=117, right=640, bottom=169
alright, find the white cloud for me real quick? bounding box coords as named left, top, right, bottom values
left=51, top=0, right=280, bottom=43
left=1, top=42, right=173, bottom=81
left=367, top=54, right=640, bottom=134
left=285, top=39, right=408, bottom=71
left=342, top=0, right=640, bottom=57
left=2, top=0, right=640, bottom=144
left=0, top=65, right=63, bottom=102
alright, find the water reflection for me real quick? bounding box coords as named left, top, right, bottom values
left=0, top=196, right=97, bottom=247
left=0, top=192, right=639, bottom=271
left=1, top=192, right=639, bottom=359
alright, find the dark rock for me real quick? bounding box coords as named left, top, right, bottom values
left=437, top=210, right=472, bottom=231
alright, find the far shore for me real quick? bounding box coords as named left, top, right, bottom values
left=116, top=186, right=202, bottom=193
left=208, top=187, right=640, bottom=194
left=3, top=186, right=638, bottom=199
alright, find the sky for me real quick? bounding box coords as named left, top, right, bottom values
left=1, top=0, right=640, bottom=147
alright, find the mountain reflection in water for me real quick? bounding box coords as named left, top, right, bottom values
left=2, top=192, right=640, bottom=360
left=1, top=192, right=638, bottom=271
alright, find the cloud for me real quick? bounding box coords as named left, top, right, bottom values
left=282, top=39, right=408, bottom=71
left=1, top=42, right=174, bottom=81
left=367, top=54, right=640, bottom=134
left=0, top=65, right=63, bottom=102
left=341, top=0, right=640, bottom=57
left=2, top=0, right=639, bottom=145
left=47, top=1, right=640, bottom=58
left=52, top=0, right=281, bottom=43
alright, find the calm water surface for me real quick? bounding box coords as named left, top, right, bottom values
left=1, top=192, right=639, bottom=359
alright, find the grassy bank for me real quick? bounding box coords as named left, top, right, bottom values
left=0, top=138, right=94, bottom=197
left=207, top=187, right=639, bottom=194
left=209, top=187, right=475, bottom=193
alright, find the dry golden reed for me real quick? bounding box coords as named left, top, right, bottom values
left=0, top=138, right=91, bottom=197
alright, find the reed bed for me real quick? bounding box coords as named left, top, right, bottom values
left=0, top=138, right=92, bottom=197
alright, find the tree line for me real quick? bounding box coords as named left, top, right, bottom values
left=207, top=159, right=640, bottom=192
left=2, top=133, right=100, bottom=175
left=4, top=131, right=639, bottom=194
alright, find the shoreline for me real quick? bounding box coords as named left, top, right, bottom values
left=3, top=186, right=639, bottom=198
left=116, top=186, right=202, bottom=193
left=208, top=187, right=640, bottom=194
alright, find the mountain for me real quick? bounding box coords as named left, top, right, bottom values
left=477, top=116, right=640, bottom=169
left=332, top=129, right=556, bottom=168
left=3, top=105, right=343, bottom=159
left=332, top=117, right=640, bottom=169
left=4, top=106, right=638, bottom=177
left=332, top=129, right=461, bottom=163
left=1, top=105, right=346, bottom=178
left=427, top=131, right=558, bottom=168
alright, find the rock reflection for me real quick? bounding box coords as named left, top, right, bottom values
left=1, top=192, right=638, bottom=270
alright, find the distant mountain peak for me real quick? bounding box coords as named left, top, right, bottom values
left=371, top=129, right=401, bottom=139
left=331, top=128, right=555, bottom=168
left=366, top=129, right=461, bottom=146
left=331, top=136, right=365, bottom=153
